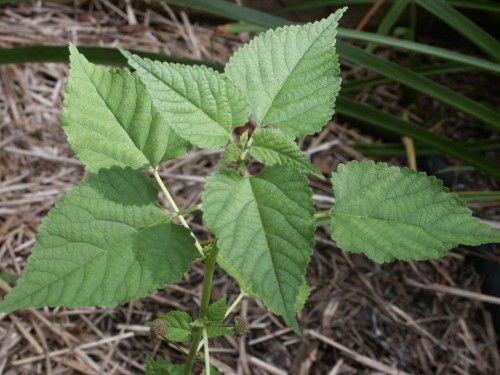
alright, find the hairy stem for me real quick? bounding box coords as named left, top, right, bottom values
left=184, top=245, right=219, bottom=375
left=153, top=168, right=204, bottom=257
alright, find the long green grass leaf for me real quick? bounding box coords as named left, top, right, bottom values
left=336, top=96, right=500, bottom=180
left=338, top=41, right=500, bottom=131
left=456, top=191, right=500, bottom=202
left=0, top=45, right=224, bottom=71
left=276, top=0, right=377, bottom=14
left=276, top=0, right=500, bottom=13
left=337, top=29, right=500, bottom=75
left=415, top=0, right=500, bottom=61
left=355, top=140, right=500, bottom=157
left=365, top=0, right=410, bottom=53
left=447, top=1, right=500, bottom=12
left=156, top=0, right=293, bottom=28
left=342, top=63, right=473, bottom=93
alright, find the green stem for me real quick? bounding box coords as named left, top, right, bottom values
left=314, top=210, right=332, bottom=227
left=203, top=328, right=210, bottom=375
left=153, top=168, right=204, bottom=257
left=184, top=245, right=219, bottom=375
left=224, top=291, right=247, bottom=319
left=172, top=204, right=202, bottom=218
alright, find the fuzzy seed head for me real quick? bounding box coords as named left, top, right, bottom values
left=234, top=316, right=249, bottom=338
left=149, top=319, right=167, bottom=343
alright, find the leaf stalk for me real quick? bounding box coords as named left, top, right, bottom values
left=153, top=168, right=204, bottom=257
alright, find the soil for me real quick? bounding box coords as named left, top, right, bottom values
left=1, top=1, right=499, bottom=374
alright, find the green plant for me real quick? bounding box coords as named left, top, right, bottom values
left=158, top=0, right=500, bottom=180
left=2, top=0, right=500, bottom=180
left=1, top=9, right=499, bottom=374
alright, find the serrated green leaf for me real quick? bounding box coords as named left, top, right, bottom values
left=207, top=295, right=227, bottom=323
left=161, top=126, right=192, bottom=163
left=330, top=161, right=500, bottom=263
left=295, top=281, right=311, bottom=312
left=122, top=49, right=249, bottom=149
left=205, top=324, right=234, bottom=338
left=146, top=356, right=185, bottom=375
left=225, top=10, right=344, bottom=138
left=156, top=311, right=193, bottom=342
left=221, top=142, right=242, bottom=165
left=0, top=167, right=197, bottom=312
left=0, top=272, right=17, bottom=287
left=201, top=365, right=219, bottom=375
left=250, top=127, right=323, bottom=179
left=202, top=166, right=315, bottom=332
left=62, top=44, right=190, bottom=173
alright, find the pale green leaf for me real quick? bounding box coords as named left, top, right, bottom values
left=221, top=142, right=243, bottom=165
left=250, top=127, right=323, bottom=178
left=62, top=44, right=190, bottom=173
left=0, top=167, right=197, bottom=312
left=207, top=295, right=227, bottom=323
left=146, top=356, right=185, bottom=375
left=202, top=166, right=315, bottom=332
left=295, top=281, right=311, bottom=312
left=205, top=324, right=233, bottom=338
left=201, top=366, right=219, bottom=375
left=122, top=49, right=249, bottom=149
left=161, top=126, right=192, bottom=163
left=330, top=161, right=500, bottom=263
left=156, top=311, right=193, bottom=342
left=225, top=10, right=344, bottom=138
left=205, top=295, right=233, bottom=338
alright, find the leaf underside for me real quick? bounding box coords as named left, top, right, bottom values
left=146, top=356, right=185, bottom=375
left=62, top=44, right=190, bottom=173
left=202, top=166, right=315, bottom=333
left=0, top=167, right=197, bottom=312
left=157, top=311, right=193, bottom=342
left=330, top=160, right=500, bottom=263
left=207, top=295, right=227, bottom=322
left=123, top=49, right=249, bottom=149
left=250, top=127, right=323, bottom=178
left=225, top=9, right=344, bottom=138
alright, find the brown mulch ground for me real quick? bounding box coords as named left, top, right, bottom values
left=1, top=1, right=499, bottom=374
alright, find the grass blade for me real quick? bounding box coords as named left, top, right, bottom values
left=276, top=0, right=500, bottom=14
left=338, top=41, right=500, bottom=131
left=337, top=29, right=500, bottom=75
left=156, top=0, right=292, bottom=28
left=456, top=191, right=500, bottom=202
left=0, top=45, right=224, bottom=71
left=448, top=1, right=500, bottom=12
left=342, top=63, right=473, bottom=93
left=355, top=140, right=500, bottom=157
left=415, top=0, right=500, bottom=61
left=336, top=96, right=500, bottom=180
left=276, top=0, right=377, bottom=14
left=365, top=0, right=410, bottom=53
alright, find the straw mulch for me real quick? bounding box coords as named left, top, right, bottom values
left=1, top=1, right=499, bottom=374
